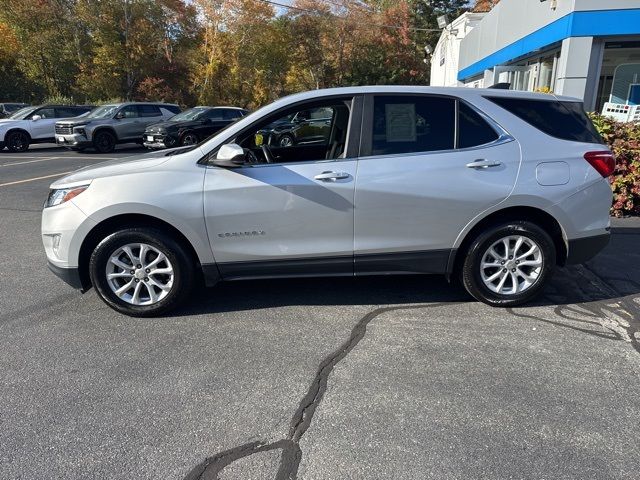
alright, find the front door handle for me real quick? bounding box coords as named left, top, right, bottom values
left=314, top=171, right=351, bottom=181
left=466, top=159, right=502, bottom=169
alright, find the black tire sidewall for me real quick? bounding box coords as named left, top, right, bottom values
left=89, top=228, right=194, bottom=317
left=279, top=134, right=294, bottom=147
left=180, top=132, right=198, bottom=146
left=93, top=131, right=116, bottom=153
left=6, top=131, right=29, bottom=152
left=462, top=221, right=556, bottom=307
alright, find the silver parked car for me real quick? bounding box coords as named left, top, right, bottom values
left=41, top=86, right=614, bottom=316
left=54, top=102, right=181, bottom=153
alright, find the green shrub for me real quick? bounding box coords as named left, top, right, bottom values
left=589, top=113, right=640, bottom=217
left=42, top=95, right=76, bottom=105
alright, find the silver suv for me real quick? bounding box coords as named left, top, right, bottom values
left=55, top=102, right=181, bottom=153
left=41, top=86, right=614, bottom=316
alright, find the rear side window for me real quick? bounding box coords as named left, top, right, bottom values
left=458, top=102, right=500, bottom=149
left=163, top=105, right=181, bottom=114
left=371, top=95, right=456, bottom=155
left=138, top=105, right=162, bottom=117
left=222, top=109, right=242, bottom=120
left=486, top=96, right=603, bottom=143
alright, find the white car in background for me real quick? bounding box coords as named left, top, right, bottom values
left=0, top=104, right=93, bottom=152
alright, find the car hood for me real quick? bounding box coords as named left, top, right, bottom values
left=50, top=150, right=173, bottom=188
left=56, top=118, right=111, bottom=127
left=0, top=119, right=20, bottom=126
left=145, top=120, right=201, bottom=133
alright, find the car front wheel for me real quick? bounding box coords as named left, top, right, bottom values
left=6, top=130, right=30, bottom=152
left=89, top=228, right=194, bottom=317
left=461, top=221, right=555, bottom=307
left=93, top=130, right=116, bottom=153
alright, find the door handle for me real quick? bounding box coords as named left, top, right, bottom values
left=314, top=171, right=350, bottom=181
left=466, top=159, right=502, bottom=169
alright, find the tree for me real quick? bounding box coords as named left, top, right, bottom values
left=473, top=0, right=500, bottom=13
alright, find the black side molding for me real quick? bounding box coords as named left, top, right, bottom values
left=47, top=261, right=85, bottom=290
left=217, top=255, right=353, bottom=280
left=354, top=249, right=451, bottom=275
left=566, top=234, right=610, bottom=264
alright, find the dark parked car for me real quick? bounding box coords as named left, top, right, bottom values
left=143, top=106, right=249, bottom=149
left=256, top=106, right=333, bottom=148
left=0, top=103, right=29, bottom=119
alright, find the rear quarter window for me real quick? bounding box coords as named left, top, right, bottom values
left=486, top=96, right=603, bottom=144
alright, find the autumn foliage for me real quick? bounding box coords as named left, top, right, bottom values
left=590, top=113, right=640, bottom=217
left=0, top=0, right=466, bottom=108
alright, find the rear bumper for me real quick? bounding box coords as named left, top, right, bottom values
left=47, top=261, right=85, bottom=290
left=566, top=233, right=610, bottom=264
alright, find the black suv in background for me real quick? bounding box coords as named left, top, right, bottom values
left=0, top=103, right=29, bottom=119
left=143, top=106, right=248, bottom=149
left=257, top=107, right=333, bottom=148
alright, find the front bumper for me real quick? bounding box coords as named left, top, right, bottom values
left=143, top=133, right=176, bottom=150
left=566, top=232, right=610, bottom=264
left=55, top=133, right=92, bottom=149
left=47, top=261, right=84, bottom=290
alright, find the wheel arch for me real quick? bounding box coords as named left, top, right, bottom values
left=91, top=126, right=118, bottom=141
left=448, top=206, right=567, bottom=279
left=5, top=127, right=31, bottom=142
left=77, top=213, right=202, bottom=290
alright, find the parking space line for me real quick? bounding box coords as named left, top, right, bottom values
left=0, top=171, right=73, bottom=187
left=1, top=157, right=59, bottom=166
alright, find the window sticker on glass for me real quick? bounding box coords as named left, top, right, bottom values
left=385, top=104, right=416, bottom=142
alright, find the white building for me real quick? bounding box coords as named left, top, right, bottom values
left=430, top=12, right=486, bottom=88
left=430, top=0, right=640, bottom=113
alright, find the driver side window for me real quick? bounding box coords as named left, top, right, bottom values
left=237, top=98, right=353, bottom=164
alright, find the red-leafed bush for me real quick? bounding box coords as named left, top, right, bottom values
left=589, top=113, right=640, bottom=217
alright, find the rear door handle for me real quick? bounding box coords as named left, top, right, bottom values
left=314, top=171, right=351, bottom=181
left=466, top=159, right=502, bottom=169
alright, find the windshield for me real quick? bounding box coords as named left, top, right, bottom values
left=85, top=105, right=120, bottom=119
left=9, top=106, right=37, bottom=120
left=5, top=104, right=25, bottom=113
left=169, top=107, right=209, bottom=122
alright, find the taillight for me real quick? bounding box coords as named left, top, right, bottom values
left=584, top=151, right=616, bottom=178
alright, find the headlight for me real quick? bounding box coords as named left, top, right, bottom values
left=44, top=184, right=90, bottom=208
left=75, top=127, right=86, bottom=136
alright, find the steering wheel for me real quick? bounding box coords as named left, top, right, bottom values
left=261, top=145, right=274, bottom=164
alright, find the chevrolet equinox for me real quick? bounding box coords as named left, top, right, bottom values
left=42, top=87, right=614, bottom=316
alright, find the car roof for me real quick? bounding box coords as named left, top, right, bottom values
left=274, top=86, right=581, bottom=104
left=114, top=102, right=180, bottom=107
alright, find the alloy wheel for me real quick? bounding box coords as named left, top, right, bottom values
left=105, top=243, right=174, bottom=305
left=480, top=235, right=543, bottom=295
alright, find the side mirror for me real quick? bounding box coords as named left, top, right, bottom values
left=31, top=114, right=42, bottom=121
left=115, top=112, right=125, bottom=119
left=212, top=143, right=246, bottom=168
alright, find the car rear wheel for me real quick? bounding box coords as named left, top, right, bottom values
left=89, top=228, right=195, bottom=317
left=278, top=134, right=294, bottom=147
left=180, top=132, right=199, bottom=146
left=6, top=130, right=30, bottom=152
left=93, top=130, right=116, bottom=153
left=461, top=221, right=555, bottom=307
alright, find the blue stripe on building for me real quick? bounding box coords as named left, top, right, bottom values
left=458, top=8, right=640, bottom=81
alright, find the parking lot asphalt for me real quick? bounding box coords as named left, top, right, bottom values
left=1, top=144, right=639, bottom=479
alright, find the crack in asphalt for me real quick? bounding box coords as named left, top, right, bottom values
left=184, top=263, right=640, bottom=480
left=183, top=302, right=457, bottom=480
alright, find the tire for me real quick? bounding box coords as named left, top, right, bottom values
left=461, top=221, right=555, bottom=307
left=180, top=132, right=199, bottom=146
left=89, top=228, right=195, bottom=317
left=5, top=130, right=30, bottom=152
left=93, top=130, right=116, bottom=153
left=278, top=134, right=294, bottom=147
